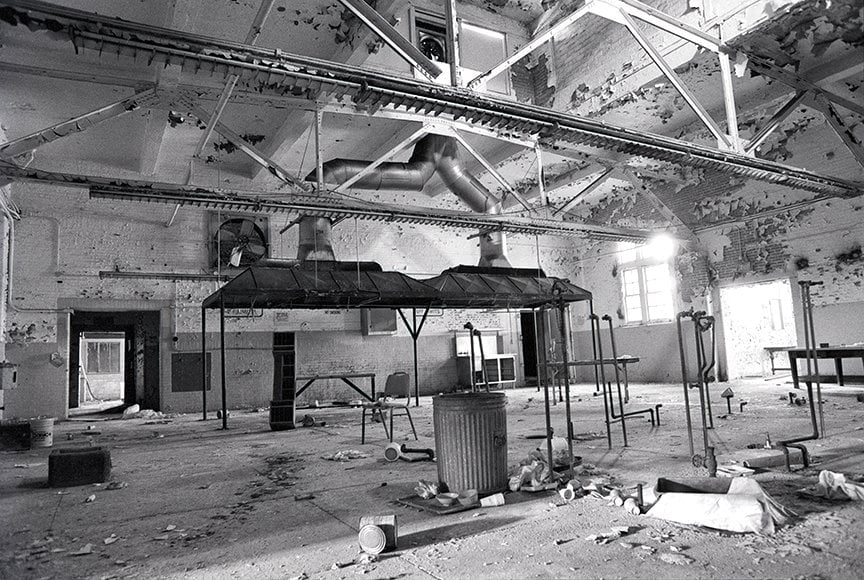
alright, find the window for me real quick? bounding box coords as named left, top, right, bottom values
left=413, top=10, right=509, bottom=94
left=85, top=341, right=122, bottom=374
left=619, top=238, right=676, bottom=325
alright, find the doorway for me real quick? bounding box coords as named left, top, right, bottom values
left=719, top=279, right=797, bottom=379
left=68, top=311, right=161, bottom=413
left=520, top=311, right=539, bottom=386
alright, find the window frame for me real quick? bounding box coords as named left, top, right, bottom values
left=409, top=7, right=510, bottom=95
left=619, top=244, right=677, bottom=326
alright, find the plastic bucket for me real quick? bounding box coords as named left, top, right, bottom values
left=433, top=392, right=508, bottom=494
left=29, top=417, right=55, bottom=448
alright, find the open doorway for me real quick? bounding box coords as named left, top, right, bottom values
left=78, top=332, right=126, bottom=411
left=520, top=312, right=539, bottom=386
left=68, top=311, right=161, bottom=415
left=719, top=279, right=796, bottom=379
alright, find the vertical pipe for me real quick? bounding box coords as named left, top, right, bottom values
left=201, top=306, right=207, bottom=421
left=603, top=315, right=627, bottom=447
left=468, top=327, right=477, bottom=392
left=540, top=307, right=554, bottom=474
left=676, top=312, right=695, bottom=457
left=804, top=284, right=825, bottom=436
left=219, top=294, right=228, bottom=430
left=693, top=316, right=710, bottom=459
left=533, top=309, right=542, bottom=393
left=592, top=313, right=612, bottom=449
left=412, top=308, right=420, bottom=407
left=590, top=300, right=600, bottom=393
left=557, top=298, right=575, bottom=475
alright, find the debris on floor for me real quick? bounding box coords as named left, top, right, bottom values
left=800, top=470, right=864, bottom=501
left=320, top=449, right=368, bottom=461
left=646, top=477, right=795, bottom=534
left=585, top=525, right=633, bottom=545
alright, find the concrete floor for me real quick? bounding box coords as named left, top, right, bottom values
left=2, top=377, right=864, bottom=580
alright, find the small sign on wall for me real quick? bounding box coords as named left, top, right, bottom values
left=171, top=352, right=211, bottom=392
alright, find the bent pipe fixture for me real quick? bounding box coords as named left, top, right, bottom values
left=777, top=281, right=825, bottom=470
left=600, top=314, right=659, bottom=426
left=306, top=134, right=510, bottom=267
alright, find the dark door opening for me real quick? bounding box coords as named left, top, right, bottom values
left=69, top=311, right=161, bottom=413
left=521, top=311, right=539, bottom=386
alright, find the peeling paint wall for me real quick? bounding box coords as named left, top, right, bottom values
left=3, top=179, right=580, bottom=419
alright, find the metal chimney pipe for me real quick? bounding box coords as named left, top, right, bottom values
left=297, top=216, right=335, bottom=261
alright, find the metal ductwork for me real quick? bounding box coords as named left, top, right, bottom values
left=297, top=216, right=336, bottom=261
left=307, top=134, right=510, bottom=267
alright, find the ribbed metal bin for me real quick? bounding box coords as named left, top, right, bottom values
left=433, top=392, right=507, bottom=494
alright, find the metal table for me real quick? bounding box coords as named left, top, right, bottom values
left=295, top=372, right=377, bottom=402
left=787, top=346, right=864, bottom=388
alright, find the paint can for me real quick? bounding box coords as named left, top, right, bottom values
left=29, top=417, right=55, bottom=448
left=358, top=515, right=397, bottom=554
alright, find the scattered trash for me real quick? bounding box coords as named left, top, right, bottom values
left=14, top=463, right=44, bottom=469
left=585, top=526, right=632, bottom=545
left=480, top=493, right=504, bottom=507
left=659, top=552, right=694, bottom=565
left=153, top=535, right=172, bottom=541
left=623, top=497, right=641, bottom=515
left=105, top=481, right=128, bottom=490
left=801, top=470, right=864, bottom=501
left=358, top=515, right=397, bottom=554
left=383, top=442, right=434, bottom=462
left=646, top=477, right=795, bottom=534
left=84, top=494, right=96, bottom=503
left=69, top=543, right=94, bottom=556
left=122, top=404, right=140, bottom=417
left=321, top=450, right=368, bottom=462
left=354, top=552, right=378, bottom=565
left=717, top=465, right=755, bottom=478
left=414, top=480, right=440, bottom=499
left=164, top=524, right=176, bottom=531
left=294, top=493, right=315, bottom=501
left=554, top=538, right=572, bottom=545
left=103, top=535, right=118, bottom=545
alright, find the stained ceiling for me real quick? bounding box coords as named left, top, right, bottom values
left=0, top=0, right=861, bottom=238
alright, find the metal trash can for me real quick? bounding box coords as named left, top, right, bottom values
left=433, top=392, right=507, bottom=494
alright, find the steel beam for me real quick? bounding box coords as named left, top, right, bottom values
left=336, top=0, right=441, bottom=80
left=597, top=0, right=721, bottom=52
left=618, top=167, right=693, bottom=237
left=553, top=166, right=615, bottom=216
left=812, top=94, right=864, bottom=170
left=0, top=89, right=158, bottom=159
left=620, top=10, right=730, bottom=149
left=180, top=100, right=308, bottom=192
left=0, top=162, right=654, bottom=241
left=467, top=1, right=595, bottom=89
left=745, top=91, right=807, bottom=156
left=194, top=0, right=275, bottom=157
left=1, top=0, right=861, bottom=198
left=718, top=52, right=742, bottom=153
left=743, top=54, right=864, bottom=118
left=444, top=0, right=461, bottom=87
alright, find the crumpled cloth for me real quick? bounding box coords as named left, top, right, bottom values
left=812, top=470, right=864, bottom=501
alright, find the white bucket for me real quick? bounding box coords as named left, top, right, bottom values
left=29, top=417, right=55, bottom=448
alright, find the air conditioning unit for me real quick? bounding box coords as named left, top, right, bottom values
left=208, top=213, right=269, bottom=269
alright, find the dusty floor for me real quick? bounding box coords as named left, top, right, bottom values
left=2, top=377, right=864, bottom=580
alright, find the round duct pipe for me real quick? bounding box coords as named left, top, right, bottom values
left=297, top=216, right=335, bottom=261
left=310, top=135, right=511, bottom=267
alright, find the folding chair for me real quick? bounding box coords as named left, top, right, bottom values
left=361, top=371, right=418, bottom=444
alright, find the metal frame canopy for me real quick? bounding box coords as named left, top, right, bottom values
left=200, top=261, right=591, bottom=429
